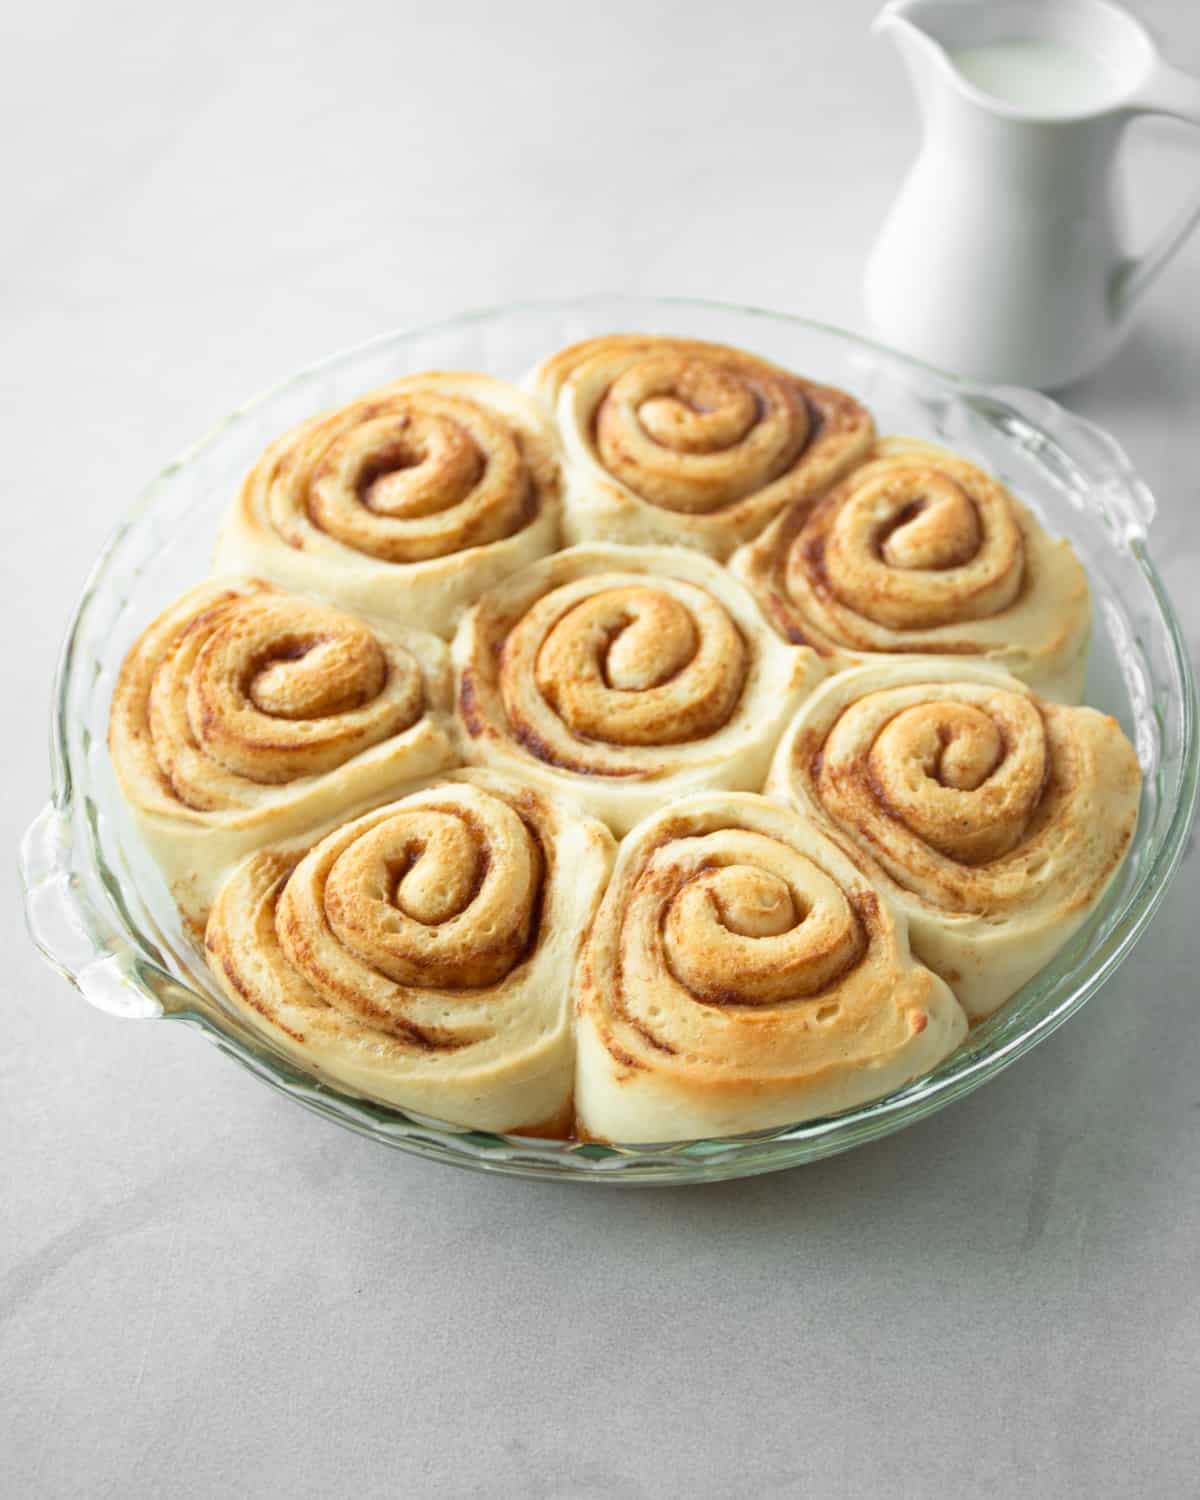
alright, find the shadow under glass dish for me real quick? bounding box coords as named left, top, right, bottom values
left=19, top=297, right=1198, bottom=1184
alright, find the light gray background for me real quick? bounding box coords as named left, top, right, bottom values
left=4, top=2, right=1199, bottom=1496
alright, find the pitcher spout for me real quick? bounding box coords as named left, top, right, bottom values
left=870, top=0, right=954, bottom=54
left=872, top=1, right=959, bottom=105
left=871, top=0, right=948, bottom=47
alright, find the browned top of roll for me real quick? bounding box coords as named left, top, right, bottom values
left=204, top=770, right=616, bottom=1133
left=109, top=580, right=436, bottom=818
left=733, top=438, right=1090, bottom=698
left=533, top=335, right=874, bottom=556
left=775, top=664, right=1140, bottom=922
left=573, top=791, right=966, bottom=1141
left=238, top=372, right=560, bottom=564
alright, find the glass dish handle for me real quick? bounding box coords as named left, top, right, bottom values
left=20, top=802, right=163, bottom=1019
left=973, top=382, right=1157, bottom=541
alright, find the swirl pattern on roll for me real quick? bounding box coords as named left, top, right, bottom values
left=453, top=544, right=825, bottom=834
left=767, top=661, right=1141, bottom=1018
left=205, top=770, right=615, bottom=1134
left=733, top=438, right=1091, bottom=702
left=574, top=792, right=966, bottom=1142
left=109, top=579, right=456, bottom=925
left=214, top=373, right=562, bottom=637
left=530, top=335, right=873, bottom=559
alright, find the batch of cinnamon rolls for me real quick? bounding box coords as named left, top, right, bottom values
left=109, top=334, right=1141, bottom=1144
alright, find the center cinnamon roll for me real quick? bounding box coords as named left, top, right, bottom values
left=452, top=544, right=825, bottom=834
left=529, top=585, right=744, bottom=746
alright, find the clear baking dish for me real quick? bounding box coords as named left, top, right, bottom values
left=19, top=296, right=1198, bottom=1184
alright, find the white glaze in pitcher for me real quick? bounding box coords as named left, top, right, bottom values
left=864, top=0, right=1200, bottom=388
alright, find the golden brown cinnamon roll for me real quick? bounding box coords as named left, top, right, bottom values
left=574, top=792, right=966, bottom=1142
left=733, top=438, right=1091, bottom=701
left=205, top=770, right=615, bottom=1134
left=452, top=544, right=824, bottom=834
left=529, top=335, right=873, bottom=559
left=214, top=373, right=561, bottom=637
left=109, top=579, right=457, bottom=927
left=767, top=661, right=1140, bottom=1019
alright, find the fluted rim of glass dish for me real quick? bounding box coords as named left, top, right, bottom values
left=22, top=294, right=1199, bottom=1185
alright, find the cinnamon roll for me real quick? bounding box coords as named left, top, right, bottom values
left=767, top=661, right=1141, bottom=1019
left=733, top=438, right=1091, bottom=702
left=205, top=770, right=615, bottom=1134
left=214, top=372, right=561, bottom=638
left=574, top=791, right=966, bottom=1142
left=530, top=335, right=873, bottom=559
left=452, top=544, right=825, bottom=835
left=109, top=579, right=457, bottom=927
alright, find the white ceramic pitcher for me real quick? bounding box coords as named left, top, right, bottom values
left=864, top=0, right=1200, bottom=388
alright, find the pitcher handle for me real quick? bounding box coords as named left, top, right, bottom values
left=1115, top=61, right=1200, bottom=312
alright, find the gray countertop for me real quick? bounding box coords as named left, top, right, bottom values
left=4, top=2, right=1199, bottom=1495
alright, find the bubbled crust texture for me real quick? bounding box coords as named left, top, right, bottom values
left=452, top=544, right=825, bottom=835
left=108, top=579, right=457, bottom=926
left=205, top=770, right=615, bottom=1135
left=213, top=372, right=562, bottom=638
left=574, top=792, right=967, bottom=1143
left=732, top=438, right=1091, bottom=702
left=767, top=661, right=1141, bottom=1019
left=530, top=335, right=874, bottom=559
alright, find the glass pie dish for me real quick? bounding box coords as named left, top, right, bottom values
left=19, top=296, right=1198, bottom=1184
